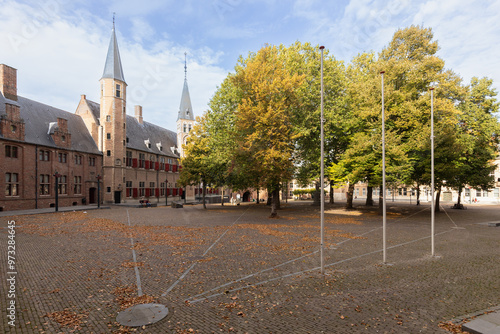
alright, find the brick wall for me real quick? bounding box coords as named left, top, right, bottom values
left=0, top=140, right=103, bottom=212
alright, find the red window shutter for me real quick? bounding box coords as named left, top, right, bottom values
left=195, top=188, right=198, bottom=195
left=173, top=188, right=178, bottom=196
left=145, top=188, right=150, bottom=197
left=167, top=188, right=170, bottom=196
left=126, top=189, right=130, bottom=197
left=132, top=158, right=138, bottom=168
left=179, top=188, right=183, bottom=196
left=155, top=162, right=159, bottom=170
left=165, top=163, right=170, bottom=171
left=145, top=161, right=150, bottom=169
left=155, top=188, right=159, bottom=197
left=173, top=165, right=177, bottom=173
left=133, top=188, right=138, bottom=198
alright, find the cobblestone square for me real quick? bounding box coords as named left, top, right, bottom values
left=1, top=201, right=499, bottom=333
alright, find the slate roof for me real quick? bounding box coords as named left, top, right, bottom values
left=125, top=114, right=179, bottom=158
left=177, top=79, right=194, bottom=121
left=83, top=98, right=179, bottom=158
left=101, top=26, right=126, bottom=83
left=86, top=99, right=101, bottom=124
left=0, top=92, right=101, bottom=154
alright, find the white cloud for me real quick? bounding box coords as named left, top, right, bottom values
left=0, top=0, right=227, bottom=131
left=130, top=18, right=155, bottom=43
left=412, top=0, right=500, bottom=88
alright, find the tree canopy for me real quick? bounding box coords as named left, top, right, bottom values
left=180, top=25, right=500, bottom=214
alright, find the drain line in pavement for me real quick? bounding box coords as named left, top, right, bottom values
left=116, top=209, right=169, bottom=327
left=127, top=209, right=143, bottom=296
left=161, top=206, right=250, bottom=297
left=187, top=223, right=389, bottom=302
left=188, top=228, right=455, bottom=303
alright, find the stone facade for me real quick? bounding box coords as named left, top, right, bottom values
left=0, top=64, right=103, bottom=211
left=0, top=25, right=193, bottom=211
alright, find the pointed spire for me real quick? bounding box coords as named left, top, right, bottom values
left=177, top=53, right=193, bottom=121
left=101, top=16, right=126, bottom=83
left=184, top=52, right=187, bottom=80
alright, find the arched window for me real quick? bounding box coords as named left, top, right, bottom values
left=183, top=124, right=187, bottom=133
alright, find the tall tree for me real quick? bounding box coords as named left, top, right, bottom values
left=446, top=77, right=500, bottom=205
left=231, top=45, right=304, bottom=217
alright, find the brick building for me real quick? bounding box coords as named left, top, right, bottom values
left=1, top=24, right=193, bottom=211
left=0, top=64, right=102, bottom=211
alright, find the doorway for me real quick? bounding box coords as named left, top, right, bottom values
left=114, top=191, right=121, bottom=204
left=89, top=188, right=96, bottom=204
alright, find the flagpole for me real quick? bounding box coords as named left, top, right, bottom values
left=430, top=87, right=435, bottom=256
left=320, top=45, right=325, bottom=274
left=380, top=71, right=387, bottom=264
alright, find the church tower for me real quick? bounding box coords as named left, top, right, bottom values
left=100, top=20, right=127, bottom=203
left=176, top=53, right=195, bottom=158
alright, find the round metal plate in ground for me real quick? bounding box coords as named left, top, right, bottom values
left=116, top=303, right=168, bottom=327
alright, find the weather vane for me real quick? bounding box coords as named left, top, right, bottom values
left=184, top=52, right=187, bottom=80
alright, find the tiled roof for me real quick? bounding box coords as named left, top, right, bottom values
left=0, top=92, right=101, bottom=154
left=126, top=115, right=179, bottom=158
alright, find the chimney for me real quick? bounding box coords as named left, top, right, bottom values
left=80, top=94, right=86, bottom=101
left=0, top=64, right=18, bottom=101
left=135, top=105, right=143, bottom=124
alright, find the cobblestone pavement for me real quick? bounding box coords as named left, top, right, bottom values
left=1, top=201, right=499, bottom=333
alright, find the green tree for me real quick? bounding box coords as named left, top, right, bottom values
left=447, top=77, right=500, bottom=205
left=231, top=45, right=304, bottom=217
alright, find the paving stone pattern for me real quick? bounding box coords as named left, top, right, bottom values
left=1, top=201, right=499, bottom=333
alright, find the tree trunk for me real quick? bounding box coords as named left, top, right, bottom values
left=256, top=188, right=260, bottom=205
left=416, top=185, right=421, bottom=205
left=457, top=186, right=462, bottom=206
left=313, top=181, right=320, bottom=206
left=221, top=188, right=224, bottom=206
left=202, top=182, right=207, bottom=209
left=276, top=187, right=281, bottom=210
left=346, top=183, right=355, bottom=209
left=366, top=186, right=374, bottom=206
left=435, top=186, right=441, bottom=212
left=329, top=180, right=334, bottom=204
left=270, top=188, right=280, bottom=218
left=378, top=185, right=383, bottom=214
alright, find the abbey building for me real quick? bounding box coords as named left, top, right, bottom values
left=0, top=25, right=193, bottom=211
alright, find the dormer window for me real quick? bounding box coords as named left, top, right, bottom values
left=116, top=84, right=121, bottom=98
left=61, top=135, right=66, bottom=142
left=10, top=125, right=16, bottom=133
left=106, top=115, right=111, bottom=122
left=186, top=110, right=190, bottom=116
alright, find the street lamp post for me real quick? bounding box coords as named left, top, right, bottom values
left=54, top=171, right=61, bottom=212
left=165, top=180, right=168, bottom=206
left=319, top=45, right=325, bottom=274
left=430, top=87, right=435, bottom=256
left=380, top=71, right=387, bottom=264
left=96, top=175, right=102, bottom=209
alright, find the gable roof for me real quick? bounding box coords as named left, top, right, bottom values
left=86, top=99, right=101, bottom=124
left=126, top=115, right=179, bottom=158
left=0, top=92, right=101, bottom=154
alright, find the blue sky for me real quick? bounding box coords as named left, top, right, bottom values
left=1, top=0, right=499, bottom=131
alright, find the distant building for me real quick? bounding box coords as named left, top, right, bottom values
left=0, top=23, right=193, bottom=211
